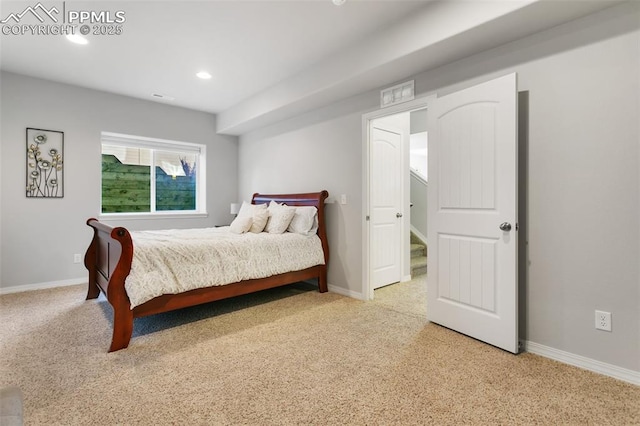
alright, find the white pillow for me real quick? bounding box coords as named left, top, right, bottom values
left=250, top=208, right=269, bottom=233
left=229, top=216, right=253, bottom=234
left=265, top=201, right=296, bottom=234
left=237, top=201, right=265, bottom=218
left=237, top=201, right=269, bottom=233
left=287, top=206, right=318, bottom=235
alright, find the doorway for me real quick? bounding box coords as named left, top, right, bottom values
left=362, top=96, right=433, bottom=300
left=363, top=74, right=519, bottom=354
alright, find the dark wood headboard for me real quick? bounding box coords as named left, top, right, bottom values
left=252, top=191, right=328, bottom=207
left=251, top=191, right=329, bottom=265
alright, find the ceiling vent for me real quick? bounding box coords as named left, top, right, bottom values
left=152, top=93, right=175, bottom=101
left=380, top=80, right=414, bottom=108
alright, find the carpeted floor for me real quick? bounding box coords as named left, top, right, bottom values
left=1, top=277, right=638, bottom=425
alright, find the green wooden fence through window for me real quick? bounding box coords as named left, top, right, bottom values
left=102, top=154, right=195, bottom=213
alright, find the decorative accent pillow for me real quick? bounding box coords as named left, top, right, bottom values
left=265, top=201, right=296, bottom=234
left=237, top=201, right=261, bottom=218
left=229, top=215, right=253, bottom=234
left=237, top=201, right=269, bottom=233
left=287, top=206, right=318, bottom=235
left=250, top=208, right=269, bottom=233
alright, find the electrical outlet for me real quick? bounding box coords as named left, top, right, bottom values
left=595, top=310, right=612, bottom=332
left=73, top=253, right=82, bottom=264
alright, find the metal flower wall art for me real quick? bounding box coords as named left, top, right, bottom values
left=26, top=128, right=64, bottom=198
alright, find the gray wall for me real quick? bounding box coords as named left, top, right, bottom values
left=238, top=3, right=639, bottom=372
left=0, top=72, right=238, bottom=289
left=409, top=172, right=427, bottom=239
left=239, top=108, right=366, bottom=296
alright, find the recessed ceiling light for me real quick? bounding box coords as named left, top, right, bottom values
left=196, top=71, right=212, bottom=80
left=66, top=34, right=88, bottom=45
left=332, top=0, right=346, bottom=5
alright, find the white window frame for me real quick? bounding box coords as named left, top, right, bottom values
left=99, top=132, right=207, bottom=220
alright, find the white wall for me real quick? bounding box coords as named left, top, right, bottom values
left=238, top=3, right=639, bottom=372
left=0, top=72, right=238, bottom=290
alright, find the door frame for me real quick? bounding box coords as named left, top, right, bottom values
left=362, top=95, right=435, bottom=300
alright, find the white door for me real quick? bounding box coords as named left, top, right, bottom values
left=370, top=124, right=402, bottom=289
left=427, top=73, right=518, bottom=353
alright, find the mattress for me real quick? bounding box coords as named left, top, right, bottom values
left=124, top=226, right=325, bottom=308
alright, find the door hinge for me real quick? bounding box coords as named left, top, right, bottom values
left=515, top=223, right=519, bottom=231
left=366, top=215, right=370, bottom=221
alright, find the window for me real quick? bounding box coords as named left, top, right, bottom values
left=101, top=132, right=206, bottom=216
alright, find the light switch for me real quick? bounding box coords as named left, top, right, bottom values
left=340, top=194, right=347, bottom=205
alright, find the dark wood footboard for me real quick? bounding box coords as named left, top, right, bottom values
left=84, top=218, right=135, bottom=352
left=84, top=191, right=329, bottom=352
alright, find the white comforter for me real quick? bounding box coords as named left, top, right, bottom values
left=125, top=227, right=325, bottom=308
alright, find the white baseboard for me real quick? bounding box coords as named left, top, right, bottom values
left=525, top=340, right=640, bottom=386
left=7, top=279, right=636, bottom=386
left=328, top=284, right=365, bottom=301
left=300, top=280, right=365, bottom=301
left=0, top=277, right=86, bottom=295
left=401, top=274, right=412, bottom=283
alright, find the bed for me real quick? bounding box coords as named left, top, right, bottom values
left=84, top=191, right=329, bottom=352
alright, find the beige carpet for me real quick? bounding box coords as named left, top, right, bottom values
left=1, top=277, right=638, bottom=425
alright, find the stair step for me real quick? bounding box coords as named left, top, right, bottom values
left=410, top=243, right=426, bottom=258
left=411, top=255, right=428, bottom=277
left=410, top=232, right=425, bottom=245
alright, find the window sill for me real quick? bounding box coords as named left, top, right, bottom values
left=99, top=212, right=209, bottom=221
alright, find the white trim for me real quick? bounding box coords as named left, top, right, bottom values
left=0, top=277, right=85, bottom=295
left=100, top=131, right=207, bottom=216
left=410, top=168, right=428, bottom=186
left=367, top=94, right=436, bottom=120
left=4, top=281, right=637, bottom=386
left=101, top=131, right=203, bottom=153
left=362, top=94, right=435, bottom=301
left=410, top=225, right=427, bottom=247
left=328, top=284, right=365, bottom=301
left=525, top=340, right=640, bottom=386
left=401, top=274, right=412, bottom=283
left=197, top=144, right=207, bottom=212
left=362, top=115, right=372, bottom=300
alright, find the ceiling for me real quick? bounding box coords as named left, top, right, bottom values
left=0, top=0, right=622, bottom=135
left=1, top=1, right=428, bottom=110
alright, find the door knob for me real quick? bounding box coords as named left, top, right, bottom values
left=396, top=213, right=403, bottom=218
left=499, top=222, right=512, bottom=232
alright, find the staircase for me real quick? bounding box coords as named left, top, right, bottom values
left=410, top=232, right=427, bottom=278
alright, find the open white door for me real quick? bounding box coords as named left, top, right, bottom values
left=427, top=73, right=518, bottom=353
left=370, top=124, right=402, bottom=289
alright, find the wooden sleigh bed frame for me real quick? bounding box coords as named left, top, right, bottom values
left=84, top=191, right=329, bottom=352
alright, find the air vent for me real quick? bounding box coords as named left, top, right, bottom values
left=380, top=80, right=414, bottom=108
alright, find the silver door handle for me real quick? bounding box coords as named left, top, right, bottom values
left=396, top=213, right=403, bottom=218
left=499, top=222, right=512, bottom=232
